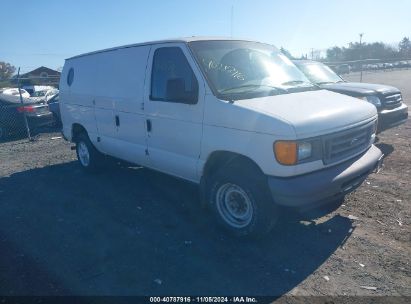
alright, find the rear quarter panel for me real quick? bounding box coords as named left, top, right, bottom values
left=60, top=56, right=100, bottom=142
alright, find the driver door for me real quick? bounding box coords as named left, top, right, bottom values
left=144, top=44, right=205, bottom=182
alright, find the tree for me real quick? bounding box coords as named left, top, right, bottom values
left=326, top=46, right=344, bottom=62
left=326, top=40, right=401, bottom=62
left=399, top=37, right=411, bottom=57
left=0, top=61, right=16, bottom=80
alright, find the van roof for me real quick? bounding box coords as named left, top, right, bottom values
left=66, top=36, right=260, bottom=60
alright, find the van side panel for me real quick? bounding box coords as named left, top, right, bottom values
left=60, top=56, right=98, bottom=142
left=61, top=46, right=151, bottom=165
left=114, top=46, right=151, bottom=165
left=90, top=46, right=151, bottom=164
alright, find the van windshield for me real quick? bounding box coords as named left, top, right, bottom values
left=189, top=40, right=314, bottom=100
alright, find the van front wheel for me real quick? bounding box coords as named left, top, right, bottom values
left=208, top=168, right=278, bottom=237
left=75, top=133, right=103, bottom=172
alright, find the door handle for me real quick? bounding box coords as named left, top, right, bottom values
left=146, top=119, right=152, bottom=132
left=115, top=115, right=120, bottom=127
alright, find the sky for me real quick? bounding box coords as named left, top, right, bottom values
left=1, top=0, right=410, bottom=73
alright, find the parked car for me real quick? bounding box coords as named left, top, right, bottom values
left=47, top=93, right=61, bottom=125
left=0, top=88, right=31, bottom=98
left=383, top=63, right=393, bottom=69
left=23, top=85, right=55, bottom=96
left=336, top=64, right=350, bottom=74
left=0, top=93, right=54, bottom=140
left=60, top=38, right=383, bottom=237
left=376, top=63, right=385, bottom=70
left=370, top=64, right=379, bottom=70
left=294, top=60, right=408, bottom=133
left=30, top=88, right=59, bottom=103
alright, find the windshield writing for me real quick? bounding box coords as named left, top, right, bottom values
left=189, top=41, right=313, bottom=100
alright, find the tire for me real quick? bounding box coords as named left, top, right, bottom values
left=207, top=164, right=278, bottom=237
left=75, top=133, right=103, bottom=172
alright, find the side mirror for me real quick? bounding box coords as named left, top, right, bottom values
left=166, top=78, right=197, bottom=104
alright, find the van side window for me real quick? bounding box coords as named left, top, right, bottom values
left=150, top=47, right=198, bottom=104
left=67, top=68, right=74, bottom=86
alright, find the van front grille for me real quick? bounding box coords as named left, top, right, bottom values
left=323, top=122, right=374, bottom=165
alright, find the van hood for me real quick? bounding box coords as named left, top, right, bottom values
left=233, top=89, right=377, bottom=138
left=321, top=82, right=400, bottom=96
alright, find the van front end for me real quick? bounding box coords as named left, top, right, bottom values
left=267, top=118, right=383, bottom=210
left=268, top=145, right=383, bottom=209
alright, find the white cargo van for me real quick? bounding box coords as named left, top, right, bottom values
left=60, top=38, right=383, bottom=236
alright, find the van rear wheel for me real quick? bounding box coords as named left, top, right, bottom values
left=208, top=166, right=278, bottom=237
left=75, top=133, right=103, bottom=172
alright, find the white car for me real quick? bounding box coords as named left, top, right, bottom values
left=60, top=37, right=383, bottom=237
left=30, top=88, right=59, bottom=103
left=0, top=88, right=30, bottom=98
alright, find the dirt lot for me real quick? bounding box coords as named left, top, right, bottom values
left=0, top=70, right=410, bottom=300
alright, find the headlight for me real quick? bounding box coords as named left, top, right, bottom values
left=298, top=142, right=312, bottom=160
left=274, top=141, right=312, bottom=165
left=360, top=95, right=381, bottom=107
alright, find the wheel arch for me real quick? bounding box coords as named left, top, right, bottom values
left=199, top=150, right=265, bottom=207
left=202, top=150, right=264, bottom=178
left=71, top=123, right=88, bottom=143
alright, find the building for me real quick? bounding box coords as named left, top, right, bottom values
left=20, top=66, right=61, bottom=86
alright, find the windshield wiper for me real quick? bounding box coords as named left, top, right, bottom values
left=220, top=84, right=288, bottom=94
left=316, top=81, right=334, bottom=85
left=219, top=84, right=288, bottom=102
left=283, top=80, right=321, bottom=91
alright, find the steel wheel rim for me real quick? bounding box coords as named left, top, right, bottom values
left=216, top=183, right=253, bottom=228
left=77, top=141, right=90, bottom=167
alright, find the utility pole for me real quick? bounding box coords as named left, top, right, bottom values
left=230, top=5, right=234, bottom=38
left=359, top=33, right=364, bottom=82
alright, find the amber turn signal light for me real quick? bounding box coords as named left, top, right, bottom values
left=274, top=141, right=298, bottom=165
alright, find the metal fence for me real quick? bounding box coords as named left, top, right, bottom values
left=324, top=58, right=411, bottom=81
left=0, top=69, right=60, bottom=142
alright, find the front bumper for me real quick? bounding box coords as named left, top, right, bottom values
left=377, top=103, right=408, bottom=133
left=267, top=145, right=383, bottom=208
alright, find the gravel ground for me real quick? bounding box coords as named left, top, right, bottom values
left=0, top=70, right=410, bottom=301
